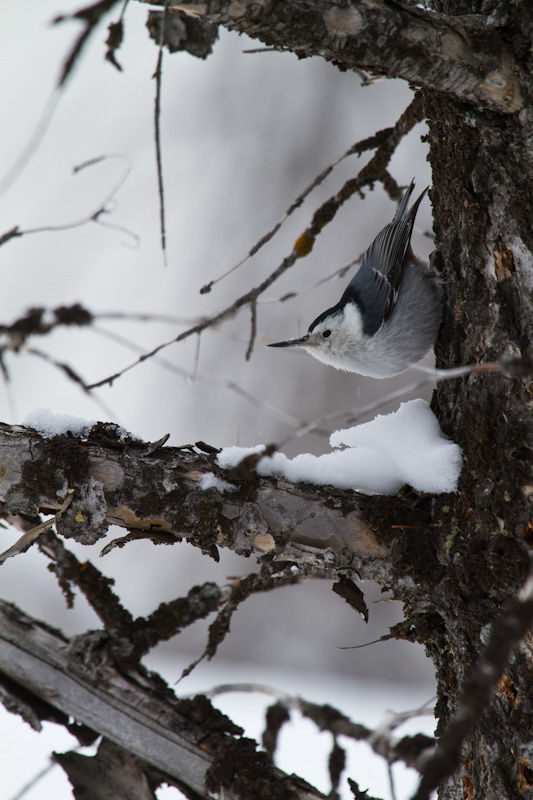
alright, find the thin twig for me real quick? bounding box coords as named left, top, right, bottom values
left=191, top=332, right=201, bottom=381
left=87, top=96, right=424, bottom=390
left=22, top=346, right=118, bottom=422
left=0, top=91, right=62, bottom=198
left=258, top=257, right=357, bottom=304
left=153, top=4, right=167, bottom=265
left=279, top=361, right=508, bottom=448
left=0, top=517, right=57, bottom=565
left=91, top=324, right=302, bottom=426
left=199, top=119, right=409, bottom=295
left=1, top=155, right=138, bottom=248
left=245, top=301, right=258, bottom=361
left=97, top=310, right=203, bottom=324
left=53, top=0, right=121, bottom=86
left=7, top=760, right=58, bottom=800
left=388, top=764, right=398, bottom=800
left=2, top=0, right=118, bottom=198
left=87, top=249, right=300, bottom=389
left=203, top=682, right=435, bottom=771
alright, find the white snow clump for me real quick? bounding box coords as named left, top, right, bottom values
left=216, top=399, right=462, bottom=495
left=23, top=409, right=97, bottom=439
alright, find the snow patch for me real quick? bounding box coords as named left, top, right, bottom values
left=23, top=409, right=97, bottom=439
left=198, top=472, right=238, bottom=493
left=217, top=400, right=462, bottom=495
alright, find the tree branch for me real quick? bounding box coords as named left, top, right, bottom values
left=0, top=421, right=393, bottom=581
left=143, top=0, right=523, bottom=113
left=0, top=600, right=327, bottom=800
left=87, top=93, right=424, bottom=389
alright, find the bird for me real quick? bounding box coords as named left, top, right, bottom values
left=268, top=180, right=442, bottom=378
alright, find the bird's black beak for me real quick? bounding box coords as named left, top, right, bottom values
left=268, top=335, right=309, bottom=348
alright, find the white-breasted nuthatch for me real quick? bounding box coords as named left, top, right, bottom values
left=269, top=180, right=442, bottom=378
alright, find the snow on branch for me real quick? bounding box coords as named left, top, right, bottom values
left=0, top=420, right=393, bottom=579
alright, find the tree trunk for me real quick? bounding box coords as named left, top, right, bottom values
left=424, top=90, right=533, bottom=797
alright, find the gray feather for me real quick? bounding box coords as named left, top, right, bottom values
left=341, top=181, right=427, bottom=336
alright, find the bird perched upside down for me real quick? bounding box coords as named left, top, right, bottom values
left=269, top=181, right=442, bottom=378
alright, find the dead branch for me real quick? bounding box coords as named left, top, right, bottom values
left=142, top=0, right=522, bottom=114
left=0, top=420, right=394, bottom=581
left=0, top=600, right=327, bottom=800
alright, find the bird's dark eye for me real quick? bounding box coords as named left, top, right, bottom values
left=322, top=330, right=331, bottom=339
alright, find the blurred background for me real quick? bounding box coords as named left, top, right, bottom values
left=0, top=2, right=437, bottom=798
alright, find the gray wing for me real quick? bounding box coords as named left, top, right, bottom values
left=343, top=181, right=427, bottom=336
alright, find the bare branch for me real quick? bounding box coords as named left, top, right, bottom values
left=53, top=0, right=122, bottom=87
left=0, top=93, right=62, bottom=199
left=0, top=600, right=328, bottom=800
left=87, top=94, right=424, bottom=389
left=153, top=7, right=167, bottom=266
left=279, top=356, right=533, bottom=447
left=39, top=530, right=224, bottom=661
left=205, top=683, right=435, bottom=772
left=0, top=155, right=139, bottom=250
left=0, top=420, right=391, bottom=578
left=179, top=568, right=304, bottom=681
left=147, top=0, right=523, bottom=113
left=0, top=3, right=126, bottom=199
left=0, top=517, right=57, bottom=565
left=200, top=129, right=394, bottom=294
left=245, top=300, right=257, bottom=361
left=21, top=346, right=118, bottom=421
left=7, top=758, right=59, bottom=800
left=105, top=0, right=130, bottom=70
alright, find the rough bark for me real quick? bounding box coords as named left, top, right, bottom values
left=417, top=5, right=533, bottom=800
left=143, top=0, right=525, bottom=113
left=423, top=90, right=533, bottom=800
left=0, top=421, right=391, bottom=575
left=0, top=600, right=325, bottom=800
